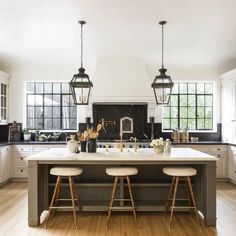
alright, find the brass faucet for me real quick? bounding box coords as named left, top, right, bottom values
left=130, top=137, right=138, bottom=152
left=119, top=131, right=123, bottom=152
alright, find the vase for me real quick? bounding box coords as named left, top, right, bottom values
left=80, top=140, right=87, bottom=152
left=87, top=138, right=97, bottom=153
left=154, top=147, right=164, bottom=154
left=67, top=135, right=78, bottom=153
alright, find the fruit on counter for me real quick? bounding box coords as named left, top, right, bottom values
left=39, top=134, right=47, bottom=141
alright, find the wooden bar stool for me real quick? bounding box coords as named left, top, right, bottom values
left=163, top=167, right=201, bottom=229
left=45, top=167, right=83, bottom=230
left=105, top=167, right=139, bottom=230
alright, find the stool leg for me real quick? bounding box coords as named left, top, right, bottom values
left=45, top=176, right=61, bottom=229
left=184, top=177, right=194, bottom=218
left=169, top=176, right=179, bottom=230
left=164, top=176, right=176, bottom=216
left=126, top=176, right=139, bottom=230
left=69, top=176, right=78, bottom=230
left=106, top=176, right=118, bottom=230
left=53, top=176, right=61, bottom=217
left=71, top=178, right=80, bottom=211
left=186, top=176, right=201, bottom=228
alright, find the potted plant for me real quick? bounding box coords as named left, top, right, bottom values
left=22, top=128, right=31, bottom=141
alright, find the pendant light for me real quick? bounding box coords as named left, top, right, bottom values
left=70, top=20, right=93, bottom=105
left=151, top=21, right=173, bottom=105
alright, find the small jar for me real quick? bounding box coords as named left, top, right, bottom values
left=165, top=139, right=171, bottom=154
left=87, top=138, right=97, bottom=153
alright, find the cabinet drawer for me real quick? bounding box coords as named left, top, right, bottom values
left=14, top=167, right=28, bottom=178
left=14, top=145, right=32, bottom=152
left=14, top=156, right=28, bottom=167
left=211, top=154, right=227, bottom=158
left=209, top=145, right=228, bottom=153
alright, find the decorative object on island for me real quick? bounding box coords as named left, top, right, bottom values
left=8, top=121, right=21, bottom=141
left=69, top=20, right=93, bottom=105
left=38, top=134, right=47, bottom=142
left=67, top=135, right=79, bottom=153
left=181, top=127, right=189, bottom=142
left=151, top=21, right=174, bottom=105
left=22, top=128, right=31, bottom=141
left=191, top=136, right=199, bottom=142
left=171, top=129, right=180, bottom=142
left=150, top=137, right=165, bottom=154
left=164, top=139, right=171, bottom=154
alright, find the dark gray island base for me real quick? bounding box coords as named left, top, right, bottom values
left=27, top=148, right=217, bottom=227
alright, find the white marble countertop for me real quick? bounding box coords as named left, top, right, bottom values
left=26, top=147, right=217, bottom=162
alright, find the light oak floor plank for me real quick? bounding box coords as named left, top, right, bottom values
left=0, top=181, right=236, bottom=236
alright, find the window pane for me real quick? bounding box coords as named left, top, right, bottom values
left=172, top=84, right=178, bottom=93
left=35, top=95, right=43, bottom=106
left=197, top=83, right=204, bottom=94
left=45, top=107, right=52, bottom=118
left=197, top=95, right=204, bottom=106
left=62, top=119, right=70, bottom=129
left=205, top=96, right=213, bottom=106
left=53, top=119, right=60, bottom=129
left=53, top=83, right=61, bottom=93
left=27, top=95, right=35, bottom=106
left=170, top=119, right=178, bottom=129
left=44, top=119, right=53, bottom=130
left=180, top=119, right=187, bottom=129
left=180, top=107, right=187, bottom=118
left=171, top=107, right=178, bottom=118
left=44, top=83, right=52, bottom=93
left=163, top=119, right=170, bottom=129
left=35, top=106, right=43, bottom=118
left=27, top=119, right=34, bottom=129
left=170, top=95, right=178, bottom=106
left=205, top=119, right=212, bottom=129
left=205, top=107, right=212, bottom=118
left=188, top=107, right=196, bottom=118
left=179, top=83, right=187, bottom=93
left=35, top=119, right=43, bottom=129
left=62, top=95, right=70, bottom=106
left=44, top=95, right=53, bottom=106
left=163, top=107, right=170, bottom=118
left=70, top=106, right=77, bottom=118
left=53, top=107, right=60, bottom=118
left=70, top=119, right=77, bottom=130
left=179, top=95, right=187, bottom=106
left=188, top=95, right=195, bottom=106
left=27, top=107, right=34, bottom=118
left=197, top=119, right=204, bottom=129
left=188, top=119, right=196, bottom=130
left=62, top=83, right=70, bottom=93
left=53, top=95, right=60, bottom=105
left=188, top=83, right=196, bottom=94
left=205, top=83, right=213, bottom=94
left=197, top=107, right=204, bottom=118
left=26, top=82, right=35, bottom=93
left=35, top=83, right=43, bottom=93
left=62, top=107, right=69, bottom=118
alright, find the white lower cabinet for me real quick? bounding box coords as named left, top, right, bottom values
left=228, top=145, right=236, bottom=183
left=173, top=144, right=228, bottom=178
left=0, top=146, right=11, bottom=183
left=12, top=144, right=65, bottom=179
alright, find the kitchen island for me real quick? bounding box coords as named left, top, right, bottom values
left=27, top=147, right=217, bottom=227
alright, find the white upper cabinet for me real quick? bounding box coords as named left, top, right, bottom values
left=0, top=71, right=9, bottom=124
left=221, top=69, right=236, bottom=143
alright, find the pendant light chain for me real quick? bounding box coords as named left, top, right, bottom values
left=80, top=22, right=84, bottom=68
left=161, top=23, right=164, bottom=69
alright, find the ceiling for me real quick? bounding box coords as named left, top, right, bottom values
left=0, top=0, right=236, bottom=72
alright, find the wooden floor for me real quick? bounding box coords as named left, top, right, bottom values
left=0, top=181, right=236, bottom=236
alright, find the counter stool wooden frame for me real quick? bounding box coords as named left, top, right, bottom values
left=45, top=167, right=83, bottom=230
left=106, top=167, right=139, bottom=230
left=163, top=167, right=201, bottom=230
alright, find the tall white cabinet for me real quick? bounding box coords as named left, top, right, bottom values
left=221, top=69, right=236, bottom=143
left=0, top=71, right=9, bottom=124
left=0, top=146, right=11, bottom=184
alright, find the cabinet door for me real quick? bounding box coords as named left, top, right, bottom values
left=222, top=79, right=236, bottom=123
left=0, top=146, right=11, bottom=183
left=216, top=155, right=227, bottom=178
left=0, top=83, right=8, bottom=123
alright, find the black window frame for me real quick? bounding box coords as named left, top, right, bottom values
left=162, top=82, right=214, bottom=131
left=26, top=82, right=77, bottom=130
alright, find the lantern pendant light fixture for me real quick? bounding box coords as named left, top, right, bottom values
left=151, top=21, right=174, bottom=105
left=70, top=20, right=93, bottom=105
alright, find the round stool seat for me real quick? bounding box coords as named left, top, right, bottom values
left=50, top=167, right=83, bottom=176
left=106, top=167, right=138, bottom=176
left=163, top=167, right=197, bottom=177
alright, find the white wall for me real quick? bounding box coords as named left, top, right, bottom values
left=5, top=56, right=221, bottom=130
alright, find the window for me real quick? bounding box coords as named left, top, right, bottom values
left=26, top=82, right=77, bottom=130
left=162, top=82, right=213, bottom=131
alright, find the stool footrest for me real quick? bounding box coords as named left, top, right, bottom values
left=171, top=206, right=197, bottom=209
left=57, top=198, right=78, bottom=201
left=110, top=206, right=133, bottom=210
left=114, top=198, right=131, bottom=201
left=49, top=206, right=78, bottom=209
